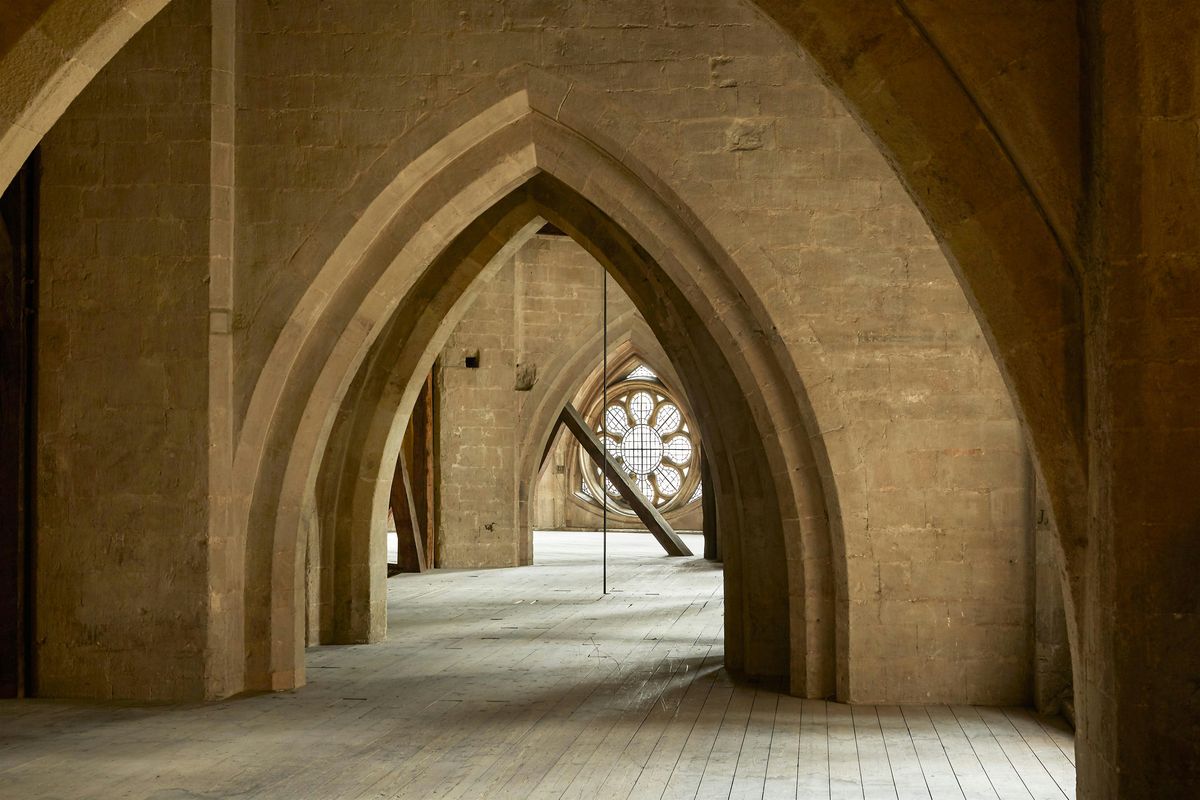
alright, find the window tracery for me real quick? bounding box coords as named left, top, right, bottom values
left=573, top=361, right=702, bottom=515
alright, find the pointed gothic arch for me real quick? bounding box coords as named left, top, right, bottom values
left=0, top=2, right=1084, bottom=705
left=749, top=1, right=1086, bottom=593
left=0, top=2, right=1084, bottom=604
left=558, top=342, right=706, bottom=523
left=230, top=69, right=841, bottom=697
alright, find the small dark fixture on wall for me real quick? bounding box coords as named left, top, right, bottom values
left=465, top=351, right=480, bottom=369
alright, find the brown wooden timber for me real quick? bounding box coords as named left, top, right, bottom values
left=410, top=370, right=437, bottom=568
left=389, top=451, right=427, bottom=573
left=558, top=402, right=692, bottom=557
left=701, top=451, right=719, bottom=562
left=539, top=415, right=564, bottom=472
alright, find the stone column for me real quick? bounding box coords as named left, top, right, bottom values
left=1079, top=1, right=1200, bottom=795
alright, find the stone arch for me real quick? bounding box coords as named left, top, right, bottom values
left=317, top=175, right=801, bottom=676
left=231, top=69, right=840, bottom=697
left=0, top=1, right=1075, bottom=707
left=314, top=211, right=546, bottom=644
left=748, top=1, right=1087, bottom=599
left=0, top=0, right=1085, bottom=604
left=319, top=299, right=682, bottom=620
left=0, top=0, right=169, bottom=189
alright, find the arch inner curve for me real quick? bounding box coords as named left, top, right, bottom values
left=232, top=77, right=840, bottom=699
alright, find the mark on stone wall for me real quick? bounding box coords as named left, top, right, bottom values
left=514, top=362, right=537, bottom=391
left=726, top=119, right=769, bottom=152
left=710, top=56, right=737, bottom=88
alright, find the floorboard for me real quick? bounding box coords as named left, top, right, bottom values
left=0, top=531, right=1076, bottom=800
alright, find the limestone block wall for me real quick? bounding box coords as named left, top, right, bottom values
left=227, top=0, right=1035, bottom=703
left=35, top=0, right=212, bottom=700
left=514, top=235, right=612, bottom=539
left=512, top=236, right=614, bottom=382
left=438, top=232, right=703, bottom=553
left=437, top=235, right=640, bottom=565
left=829, top=282, right=1034, bottom=701
left=437, top=258, right=519, bottom=568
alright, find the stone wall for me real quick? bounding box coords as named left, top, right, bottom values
left=34, top=0, right=1043, bottom=705
left=11, top=0, right=1200, bottom=795
left=35, top=0, right=212, bottom=700
left=1034, top=481, right=1073, bottom=717
left=437, top=256, right=519, bottom=568
left=436, top=232, right=704, bottom=557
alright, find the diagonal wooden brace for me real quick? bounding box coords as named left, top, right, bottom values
left=559, top=402, right=693, bottom=557
left=390, top=451, right=427, bottom=573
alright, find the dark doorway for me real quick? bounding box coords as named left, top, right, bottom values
left=0, top=150, right=39, bottom=698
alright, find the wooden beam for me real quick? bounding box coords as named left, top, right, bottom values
left=701, top=451, right=719, bottom=561
left=410, top=369, right=436, bottom=568
left=539, top=415, right=564, bottom=472
left=559, top=402, right=692, bottom=557
left=389, top=451, right=427, bottom=573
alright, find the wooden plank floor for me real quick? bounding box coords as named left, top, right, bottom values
left=0, top=531, right=1076, bottom=799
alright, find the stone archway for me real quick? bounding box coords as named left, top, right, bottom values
left=232, top=70, right=839, bottom=698
left=0, top=1, right=1085, bottom=601
left=748, top=1, right=1087, bottom=598
left=538, top=338, right=705, bottom=537
left=317, top=173, right=800, bottom=683
left=0, top=0, right=1082, bottom=733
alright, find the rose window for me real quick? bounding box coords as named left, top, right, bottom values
left=576, top=363, right=701, bottom=515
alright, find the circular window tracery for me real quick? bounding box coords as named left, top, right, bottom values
left=575, top=363, right=702, bottom=516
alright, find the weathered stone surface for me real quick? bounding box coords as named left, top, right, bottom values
left=11, top=0, right=1199, bottom=793
left=26, top=0, right=1044, bottom=710
left=36, top=0, right=212, bottom=701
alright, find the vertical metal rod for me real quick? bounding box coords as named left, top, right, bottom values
left=602, top=268, right=608, bottom=595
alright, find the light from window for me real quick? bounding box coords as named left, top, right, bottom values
left=579, top=361, right=701, bottom=514
left=626, top=364, right=657, bottom=380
